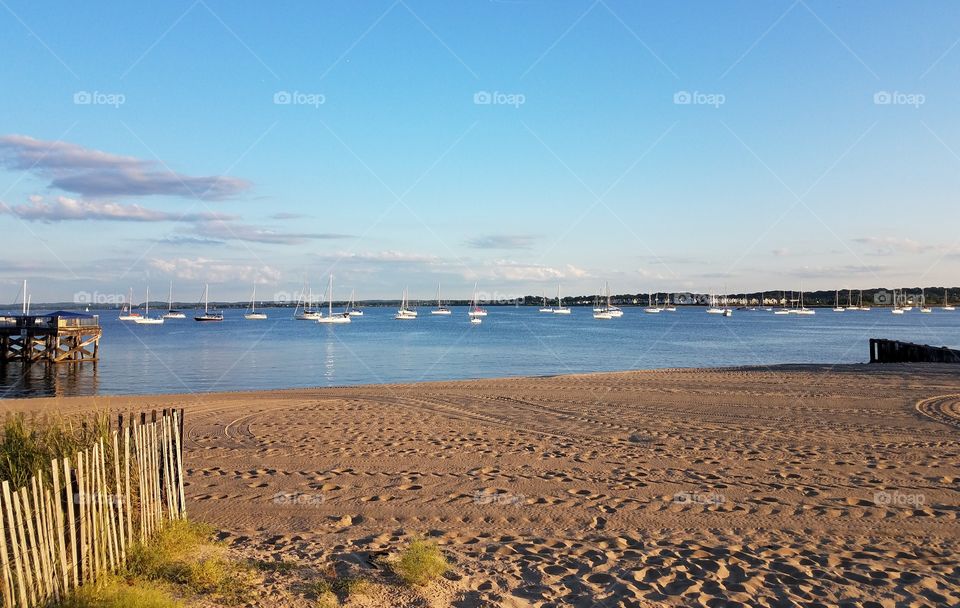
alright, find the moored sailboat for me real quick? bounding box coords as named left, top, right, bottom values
left=194, top=284, right=224, bottom=322
left=551, top=283, right=571, bottom=314
left=431, top=283, right=452, bottom=315
left=244, top=284, right=267, bottom=320
left=133, top=287, right=164, bottom=324
left=163, top=281, right=186, bottom=319
left=317, top=275, right=351, bottom=324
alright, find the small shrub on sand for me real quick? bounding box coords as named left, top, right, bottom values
left=394, top=539, right=448, bottom=586
left=53, top=575, right=180, bottom=608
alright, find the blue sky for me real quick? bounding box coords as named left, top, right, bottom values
left=1, top=0, right=959, bottom=303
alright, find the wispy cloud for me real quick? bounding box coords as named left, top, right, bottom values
left=853, top=236, right=956, bottom=257
left=194, top=221, right=353, bottom=245
left=466, top=234, right=538, bottom=250
left=0, top=195, right=236, bottom=222
left=270, top=212, right=308, bottom=220
left=156, top=235, right=226, bottom=246
left=0, top=134, right=251, bottom=200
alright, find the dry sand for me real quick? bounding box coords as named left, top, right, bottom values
left=6, top=364, right=960, bottom=607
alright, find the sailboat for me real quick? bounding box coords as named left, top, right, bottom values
left=857, top=289, right=871, bottom=311
left=917, top=288, right=932, bottom=313
left=833, top=289, right=845, bottom=312
left=119, top=288, right=142, bottom=321
left=845, top=289, right=859, bottom=311
left=593, top=284, right=612, bottom=319
left=431, top=283, right=452, bottom=315
left=468, top=283, right=488, bottom=317
left=347, top=289, right=364, bottom=316
left=163, top=281, right=186, bottom=319
left=244, top=284, right=267, bottom=320
left=133, top=287, right=164, bottom=324
left=395, top=287, right=417, bottom=320
left=469, top=288, right=483, bottom=324
left=706, top=293, right=725, bottom=314
left=944, top=288, right=955, bottom=311
left=194, top=284, right=224, bottom=322
left=538, top=291, right=553, bottom=313
left=891, top=289, right=905, bottom=314
left=644, top=292, right=662, bottom=314
left=295, top=286, right=323, bottom=320
left=551, top=283, right=571, bottom=314
left=602, top=283, right=624, bottom=317
left=788, top=287, right=815, bottom=315
left=317, top=275, right=350, bottom=324
left=662, top=292, right=677, bottom=313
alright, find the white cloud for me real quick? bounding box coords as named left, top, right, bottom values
left=148, top=257, right=281, bottom=284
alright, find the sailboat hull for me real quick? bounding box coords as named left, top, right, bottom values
left=317, top=315, right=351, bottom=324
left=244, top=313, right=268, bottom=320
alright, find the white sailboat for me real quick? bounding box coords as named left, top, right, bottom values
left=119, top=287, right=142, bottom=321
left=194, top=284, right=224, bottom=322
left=317, top=275, right=351, bottom=324
left=538, top=291, right=553, bottom=313
left=163, top=281, right=186, bottom=319
left=244, top=284, right=267, bottom=320
left=593, top=284, right=612, bottom=319
left=133, top=287, right=164, bottom=324
left=431, top=283, right=452, bottom=315
left=644, top=291, right=662, bottom=314
left=469, top=288, right=483, bottom=324
left=295, top=287, right=323, bottom=320
left=706, top=293, right=725, bottom=314
left=857, top=290, right=871, bottom=311
left=891, top=289, right=905, bottom=314
left=468, top=283, right=488, bottom=317
left=944, top=288, right=955, bottom=311
left=919, top=288, right=932, bottom=313
left=552, top=283, right=571, bottom=314
left=833, top=290, right=845, bottom=312
left=347, top=289, right=364, bottom=316
left=788, top=287, right=815, bottom=315
left=395, top=287, right=417, bottom=320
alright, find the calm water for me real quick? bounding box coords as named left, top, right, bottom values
left=2, top=306, right=959, bottom=398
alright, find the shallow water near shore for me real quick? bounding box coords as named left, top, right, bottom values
left=2, top=305, right=959, bottom=398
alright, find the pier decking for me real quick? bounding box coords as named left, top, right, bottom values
left=0, top=311, right=101, bottom=363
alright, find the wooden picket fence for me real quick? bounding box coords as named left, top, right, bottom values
left=0, top=409, right=186, bottom=607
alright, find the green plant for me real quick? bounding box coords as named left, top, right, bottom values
left=394, top=539, right=448, bottom=586
left=1, top=412, right=110, bottom=487
left=52, top=575, right=181, bottom=608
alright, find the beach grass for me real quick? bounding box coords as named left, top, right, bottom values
left=0, top=411, right=110, bottom=488
left=52, top=575, right=181, bottom=608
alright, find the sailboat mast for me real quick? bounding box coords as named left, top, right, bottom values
left=22, top=279, right=26, bottom=315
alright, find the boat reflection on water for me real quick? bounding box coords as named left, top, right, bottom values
left=0, top=362, right=99, bottom=398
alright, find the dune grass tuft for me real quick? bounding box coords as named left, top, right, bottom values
left=394, top=539, right=448, bottom=586
left=126, top=519, right=255, bottom=604
left=1, top=412, right=110, bottom=487
left=53, top=575, right=180, bottom=608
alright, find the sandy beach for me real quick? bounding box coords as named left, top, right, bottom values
left=5, top=364, right=959, bottom=607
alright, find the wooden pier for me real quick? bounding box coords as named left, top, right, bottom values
left=869, top=338, right=960, bottom=364
left=0, top=311, right=101, bottom=364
